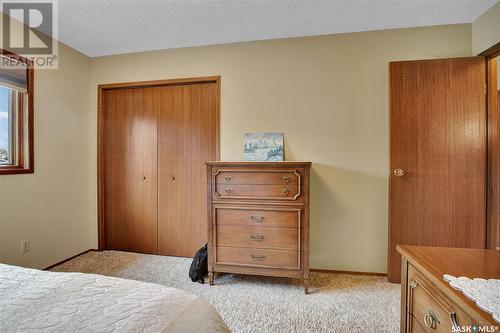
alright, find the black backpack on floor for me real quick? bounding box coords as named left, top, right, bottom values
left=189, top=243, right=208, bottom=284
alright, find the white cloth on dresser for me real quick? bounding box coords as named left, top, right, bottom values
left=443, top=274, right=500, bottom=323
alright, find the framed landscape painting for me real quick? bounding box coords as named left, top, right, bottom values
left=243, top=132, right=284, bottom=161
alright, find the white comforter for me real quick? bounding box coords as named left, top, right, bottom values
left=0, top=263, right=219, bottom=332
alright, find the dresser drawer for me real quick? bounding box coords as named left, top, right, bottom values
left=214, top=184, right=302, bottom=200
left=407, top=265, right=474, bottom=332
left=216, top=225, right=299, bottom=250
left=214, top=169, right=301, bottom=185
left=215, top=206, right=300, bottom=228
left=216, top=246, right=300, bottom=270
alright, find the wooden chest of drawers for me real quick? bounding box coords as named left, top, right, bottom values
left=206, top=162, right=311, bottom=293
left=398, top=246, right=499, bottom=333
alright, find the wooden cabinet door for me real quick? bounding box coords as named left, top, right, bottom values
left=103, top=87, right=159, bottom=254
left=157, top=83, right=218, bottom=257
left=388, top=57, right=487, bottom=282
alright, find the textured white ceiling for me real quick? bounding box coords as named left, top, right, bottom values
left=54, top=0, right=498, bottom=57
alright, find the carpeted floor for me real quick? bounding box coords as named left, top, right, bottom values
left=51, top=250, right=400, bottom=333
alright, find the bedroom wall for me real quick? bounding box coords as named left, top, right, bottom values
left=472, top=1, right=500, bottom=55
left=0, top=42, right=92, bottom=269
left=473, top=2, right=500, bottom=249
left=88, top=24, right=472, bottom=273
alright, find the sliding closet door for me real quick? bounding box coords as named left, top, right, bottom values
left=158, top=83, right=218, bottom=257
left=103, top=87, right=159, bottom=254
left=388, top=57, right=487, bottom=282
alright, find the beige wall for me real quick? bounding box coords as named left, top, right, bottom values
left=88, top=24, right=472, bottom=273
left=472, top=1, right=500, bottom=83
left=472, top=2, right=500, bottom=55
left=0, top=43, right=91, bottom=269
left=473, top=3, right=500, bottom=221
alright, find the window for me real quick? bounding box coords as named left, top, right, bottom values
left=0, top=86, right=12, bottom=164
left=0, top=50, right=34, bottom=174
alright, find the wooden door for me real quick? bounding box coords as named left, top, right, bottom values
left=388, top=57, right=487, bottom=283
left=497, top=90, right=500, bottom=248
left=103, top=87, right=159, bottom=254
left=157, top=82, right=218, bottom=257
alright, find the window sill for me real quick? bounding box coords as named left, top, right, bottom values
left=0, top=165, right=34, bottom=175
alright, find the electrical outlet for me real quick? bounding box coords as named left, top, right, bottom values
left=20, top=240, right=30, bottom=254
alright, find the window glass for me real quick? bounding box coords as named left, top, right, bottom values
left=0, top=51, right=32, bottom=174
left=0, top=85, right=12, bottom=165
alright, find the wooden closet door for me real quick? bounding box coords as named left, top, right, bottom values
left=103, top=87, right=159, bottom=254
left=497, top=90, right=500, bottom=248
left=158, top=83, right=218, bottom=257
left=388, top=57, right=487, bottom=282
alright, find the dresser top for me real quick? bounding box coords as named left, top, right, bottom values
left=398, top=245, right=500, bottom=324
left=206, top=161, right=311, bottom=167
left=397, top=245, right=500, bottom=280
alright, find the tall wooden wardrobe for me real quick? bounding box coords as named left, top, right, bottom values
left=98, top=77, right=220, bottom=257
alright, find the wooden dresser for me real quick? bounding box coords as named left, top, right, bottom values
left=398, top=245, right=500, bottom=333
left=206, top=161, right=311, bottom=293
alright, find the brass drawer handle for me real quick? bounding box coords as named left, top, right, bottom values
left=283, top=176, right=290, bottom=183
left=250, top=253, right=265, bottom=259
left=250, top=215, right=264, bottom=222
left=423, top=310, right=439, bottom=329
left=225, top=187, right=233, bottom=193
left=450, top=313, right=459, bottom=330
left=225, top=176, right=232, bottom=181
left=282, top=188, right=290, bottom=195
left=250, top=234, right=265, bottom=241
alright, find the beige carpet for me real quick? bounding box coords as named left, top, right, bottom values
left=51, top=251, right=400, bottom=333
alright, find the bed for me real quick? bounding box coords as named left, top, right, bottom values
left=0, top=263, right=230, bottom=332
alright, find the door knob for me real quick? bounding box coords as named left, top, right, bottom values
left=394, top=169, right=405, bottom=177
left=170, top=176, right=175, bottom=181
left=141, top=176, right=146, bottom=180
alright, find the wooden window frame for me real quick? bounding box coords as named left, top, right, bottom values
left=0, top=49, right=34, bottom=175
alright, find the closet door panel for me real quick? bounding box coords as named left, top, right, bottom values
left=186, top=83, right=218, bottom=256
left=158, top=85, right=189, bottom=256
left=103, top=87, right=159, bottom=254
left=158, top=83, right=218, bottom=257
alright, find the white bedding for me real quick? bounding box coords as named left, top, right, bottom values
left=0, top=263, right=227, bottom=332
